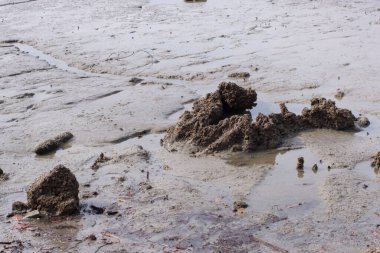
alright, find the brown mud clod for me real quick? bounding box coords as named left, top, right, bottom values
left=12, top=201, right=29, bottom=213
left=163, top=82, right=356, bottom=153
left=91, top=152, right=111, bottom=171
left=233, top=201, right=248, bottom=212
left=26, top=165, right=79, bottom=216
left=372, top=152, right=380, bottom=172
left=356, top=116, right=370, bottom=128
left=34, top=132, right=74, bottom=155
left=0, top=168, right=9, bottom=181
left=228, top=72, right=250, bottom=79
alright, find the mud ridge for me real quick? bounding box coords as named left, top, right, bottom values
left=64, top=90, right=123, bottom=106
left=0, top=0, right=37, bottom=7
left=110, top=129, right=152, bottom=144
left=163, top=82, right=356, bottom=153
left=0, top=67, right=53, bottom=79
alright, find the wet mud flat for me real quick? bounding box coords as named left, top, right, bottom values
left=1, top=0, right=380, bottom=252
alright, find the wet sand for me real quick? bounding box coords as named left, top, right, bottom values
left=1, top=0, right=380, bottom=252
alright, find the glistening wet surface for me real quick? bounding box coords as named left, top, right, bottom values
left=226, top=144, right=380, bottom=220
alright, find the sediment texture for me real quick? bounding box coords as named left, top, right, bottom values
left=164, top=83, right=356, bottom=152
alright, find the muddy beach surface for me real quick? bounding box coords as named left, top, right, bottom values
left=1, top=0, right=380, bottom=252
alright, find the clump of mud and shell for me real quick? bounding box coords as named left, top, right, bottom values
left=1, top=0, right=380, bottom=252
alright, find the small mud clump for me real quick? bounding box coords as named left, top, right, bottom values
left=296, top=157, right=305, bottom=178
left=163, top=82, right=357, bottom=153
left=0, top=168, right=9, bottom=181
left=356, top=116, right=370, bottom=128
left=371, top=152, right=380, bottom=169
left=297, top=157, right=304, bottom=169
left=233, top=201, right=248, bottom=212
left=12, top=201, right=29, bottom=213
left=27, top=165, right=79, bottom=215
left=91, top=153, right=111, bottom=171
left=129, top=77, right=144, bottom=84
left=228, top=72, right=250, bottom=79
left=334, top=90, right=345, bottom=100
left=312, top=164, right=318, bottom=173
left=34, top=132, right=74, bottom=155
left=13, top=93, right=35, bottom=99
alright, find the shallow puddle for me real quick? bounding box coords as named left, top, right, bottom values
left=245, top=148, right=330, bottom=216
left=225, top=143, right=379, bottom=220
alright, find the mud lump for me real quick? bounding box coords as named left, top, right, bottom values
left=27, top=165, right=79, bottom=215
left=163, top=82, right=356, bottom=153
left=34, top=132, right=73, bottom=155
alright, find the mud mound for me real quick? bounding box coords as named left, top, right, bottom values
left=27, top=165, right=79, bottom=215
left=164, top=82, right=257, bottom=152
left=300, top=98, right=356, bottom=130
left=219, top=82, right=257, bottom=112
left=34, top=132, right=73, bottom=155
left=163, top=82, right=357, bottom=153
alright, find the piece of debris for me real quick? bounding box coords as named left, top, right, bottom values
left=233, top=201, right=248, bottom=212
left=12, top=201, right=29, bottom=213
left=356, top=116, right=370, bottom=128
left=13, top=93, right=34, bottom=99
left=129, top=77, right=144, bottom=84
left=139, top=181, right=153, bottom=191
left=163, top=82, right=357, bottom=153
left=334, top=90, right=345, bottom=100
left=34, top=132, right=74, bottom=155
left=0, top=168, right=9, bottom=181
left=23, top=210, right=42, bottom=219
left=27, top=165, right=79, bottom=215
left=287, top=203, right=302, bottom=208
left=296, top=157, right=305, bottom=178
left=312, top=164, right=318, bottom=173
left=117, top=176, right=126, bottom=182
left=228, top=72, right=250, bottom=79
left=106, top=204, right=119, bottom=216
left=81, top=191, right=98, bottom=199
left=372, top=152, right=380, bottom=169
left=87, top=234, right=97, bottom=241
left=91, top=153, right=111, bottom=171
left=90, top=205, right=105, bottom=214
left=297, top=157, right=304, bottom=170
